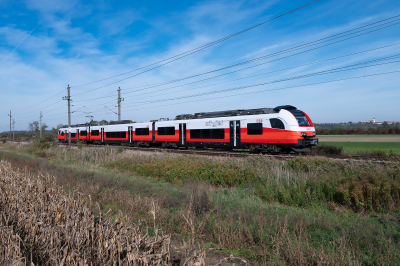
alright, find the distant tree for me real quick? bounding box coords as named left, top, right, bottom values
left=41, top=123, right=48, bottom=135
left=99, top=120, right=109, bottom=125
left=51, top=124, right=64, bottom=135
left=28, top=121, right=40, bottom=136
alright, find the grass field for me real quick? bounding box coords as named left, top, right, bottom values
left=317, top=134, right=400, bottom=142
left=320, top=141, right=400, bottom=153
left=1, top=141, right=400, bottom=265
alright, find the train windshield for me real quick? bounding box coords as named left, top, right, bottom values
left=288, top=110, right=311, bottom=126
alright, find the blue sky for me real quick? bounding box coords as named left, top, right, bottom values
left=1, top=0, right=400, bottom=132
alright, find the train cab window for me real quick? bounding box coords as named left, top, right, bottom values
left=247, top=123, right=263, bottom=135
left=80, top=131, right=87, bottom=136
left=287, top=110, right=311, bottom=126
left=190, top=129, right=225, bottom=139
left=106, top=131, right=126, bottom=138
left=61, top=132, right=64, bottom=136
left=270, top=119, right=285, bottom=130
left=71, top=133, right=76, bottom=138
left=135, top=128, right=150, bottom=135
left=158, top=126, right=175, bottom=135
left=91, top=130, right=99, bottom=136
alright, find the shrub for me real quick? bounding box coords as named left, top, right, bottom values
left=76, top=141, right=83, bottom=149
left=31, top=138, right=50, bottom=150
left=312, top=144, right=343, bottom=155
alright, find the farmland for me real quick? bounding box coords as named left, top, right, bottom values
left=318, top=134, right=400, bottom=154
left=1, top=141, right=400, bottom=265
left=320, top=142, right=400, bottom=153
left=317, top=134, right=400, bottom=142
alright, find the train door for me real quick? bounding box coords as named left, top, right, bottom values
left=77, top=129, right=79, bottom=141
left=101, top=128, right=104, bottom=143
left=87, top=125, right=90, bottom=142
left=64, top=130, right=67, bottom=142
left=230, top=120, right=240, bottom=148
left=128, top=126, right=133, bottom=144
left=179, top=123, right=186, bottom=146
left=152, top=122, right=155, bottom=143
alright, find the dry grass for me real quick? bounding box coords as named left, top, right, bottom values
left=0, top=160, right=206, bottom=266
left=1, top=142, right=399, bottom=265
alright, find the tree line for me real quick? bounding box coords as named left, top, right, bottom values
left=315, top=122, right=400, bottom=135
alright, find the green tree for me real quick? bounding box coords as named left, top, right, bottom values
left=51, top=124, right=64, bottom=135
left=28, top=121, right=40, bottom=136
left=99, top=120, right=109, bottom=125
left=41, top=123, right=48, bottom=135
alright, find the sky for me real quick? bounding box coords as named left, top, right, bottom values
left=0, top=0, right=400, bottom=132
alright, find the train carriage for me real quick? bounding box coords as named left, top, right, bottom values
left=58, top=105, right=318, bottom=153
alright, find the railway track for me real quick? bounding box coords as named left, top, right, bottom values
left=54, top=142, right=400, bottom=163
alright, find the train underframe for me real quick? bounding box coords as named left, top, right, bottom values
left=61, top=138, right=318, bottom=154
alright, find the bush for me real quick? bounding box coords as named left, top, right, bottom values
left=76, top=141, right=83, bottom=149
left=30, top=138, right=50, bottom=151
left=312, top=144, right=343, bottom=155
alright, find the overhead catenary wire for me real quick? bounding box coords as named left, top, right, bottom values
left=123, top=42, right=400, bottom=102
left=119, top=56, right=400, bottom=107
left=12, top=15, right=400, bottom=127
left=75, top=54, right=400, bottom=116
left=71, top=0, right=322, bottom=88
left=16, top=14, right=400, bottom=119
left=78, top=69, right=400, bottom=119
left=72, top=15, right=400, bottom=101
left=8, top=67, right=400, bottom=129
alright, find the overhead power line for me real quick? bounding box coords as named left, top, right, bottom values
left=124, top=42, right=400, bottom=102
left=121, top=55, right=400, bottom=107
left=73, top=15, right=400, bottom=99
left=78, top=54, right=400, bottom=116
left=71, top=0, right=322, bottom=88
left=122, top=70, right=400, bottom=113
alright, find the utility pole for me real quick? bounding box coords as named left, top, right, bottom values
left=8, top=110, right=11, bottom=140
left=117, top=87, right=124, bottom=121
left=12, top=119, right=15, bottom=140
left=63, top=85, right=72, bottom=147
left=39, top=111, right=43, bottom=138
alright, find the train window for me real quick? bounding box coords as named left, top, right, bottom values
left=270, top=119, right=285, bottom=130
left=135, top=128, right=150, bottom=135
left=71, top=133, right=76, bottom=138
left=61, top=132, right=64, bottom=136
left=190, top=129, right=225, bottom=139
left=287, top=110, right=311, bottom=126
left=80, top=131, right=87, bottom=136
left=91, top=130, right=99, bottom=136
left=158, top=126, right=175, bottom=135
left=106, top=131, right=126, bottom=138
left=247, top=123, right=263, bottom=135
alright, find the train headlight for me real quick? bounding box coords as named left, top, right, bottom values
left=301, top=132, right=307, bottom=137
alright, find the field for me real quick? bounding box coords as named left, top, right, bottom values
left=319, top=142, right=400, bottom=153
left=1, top=140, right=400, bottom=265
left=317, top=134, right=400, bottom=142
left=317, top=135, right=400, bottom=154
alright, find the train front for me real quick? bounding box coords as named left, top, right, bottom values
left=277, top=106, right=319, bottom=152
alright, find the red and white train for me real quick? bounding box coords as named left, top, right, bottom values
left=58, top=105, right=318, bottom=153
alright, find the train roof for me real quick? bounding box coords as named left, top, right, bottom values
left=175, top=105, right=296, bottom=120
left=109, top=120, right=134, bottom=125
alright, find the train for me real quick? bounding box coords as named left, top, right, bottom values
left=58, top=105, right=318, bottom=153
